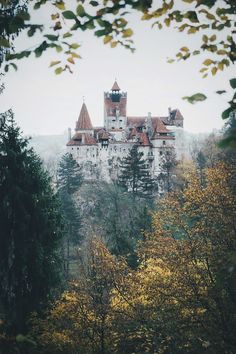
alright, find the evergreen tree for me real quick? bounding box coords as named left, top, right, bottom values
left=0, top=111, right=63, bottom=336
left=158, top=148, right=178, bottom=193
left=118, top=145, right=154, bottom=198
left=57, top=153, right=83, bottom=195
left=57, top=153, right=83, bottom=277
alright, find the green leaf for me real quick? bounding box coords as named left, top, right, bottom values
left=182, top=93, right=207, bottom=104
left=95, top=29, right=107, bottom=37
left=222, top=107, right=232, bottom=119
left=209, top=34, right=216, bottom=41
left=90, top=0, right=99, bottom=5
left=63, top=32, right=72, bottom=38
left=55, top=67, right=64, bottom=74
left=56, top=45, right=63, bottom=52
left=70, top=43, right=80, bottom=49
left=0, top=38, right=10, bottom=48
left=17, top=11, right=30, bottom=21
left=76, top=4, right=85, bottom=16
left=62, top=11, right=77, bottom=20
left=216, top=90, right=226, bottom=94
left=230, top=78, right=236, bottom=89
left=10, top=63, right=17, bottom=71
left=44, top=34, right=59, bottom=41
left=184, top=11, right=199, bottom=23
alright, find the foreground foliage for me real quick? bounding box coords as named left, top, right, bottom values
left=0, top=112, right=63, bottom=351
left=29, top=161, right=236, bottom=354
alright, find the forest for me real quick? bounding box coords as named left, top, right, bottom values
left=0, top=0, right=236, bottom=353
left=0, top=111, right=236, bottom=354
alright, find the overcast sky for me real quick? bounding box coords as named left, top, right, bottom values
left=1, top=3, right=234, bottom=136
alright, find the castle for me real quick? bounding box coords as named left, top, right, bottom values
left=67, top=81, right=184, bottom=180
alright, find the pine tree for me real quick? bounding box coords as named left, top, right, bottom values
left=118, top=145, right=154, bottom=198
left=158, top=148, right=178, bottom=193
left=0, top=111, right=63, bottom=336
left=57, top=153, right=83, bottom=195
left=57, top=153, right=83, bottom=277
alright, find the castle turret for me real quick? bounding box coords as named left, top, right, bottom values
left=76, top=102, right=94, bottom=134
left=104, top=81, right=127, bottom=134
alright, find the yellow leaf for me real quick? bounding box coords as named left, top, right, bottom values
left=203, top=59, right=214, bottom=66
left=71, top=52, right=81, bottom=59
left=180, top=46, right=189, bottom=52
left=110, top=41, right=118, bottom=48
left=188, top=27, right=197, bottom=34
left=218, top=62, right=224, bottom=71
left=141, top=13, right=152, bottom=20
left=122, top=28, right=133, bottom=38
left=49, top=60, right=61, bottom=67
left=51, top=13, right=60, bottom=20
left=211, top=67, right=217, bottom=76
left=67, top=57, right=75, bottom=64
left=217, top=50, right=228, bottom=55
left=55, top=1, right=65, bottom=10
left=103, top=35, right=112, bottom=44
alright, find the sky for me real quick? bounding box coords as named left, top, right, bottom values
left=1, top=2, right=234, bottom=136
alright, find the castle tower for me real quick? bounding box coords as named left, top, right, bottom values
left=75, top=102, right=94, bottom=135
left=104, top=81, right=127, bottom=132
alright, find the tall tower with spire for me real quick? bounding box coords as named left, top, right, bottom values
left=104, top=81, right=127, bottom=131
left=75, top=102, right=94, bottom=134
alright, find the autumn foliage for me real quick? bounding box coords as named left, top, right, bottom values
left=26, top=162, right=236, bottom=354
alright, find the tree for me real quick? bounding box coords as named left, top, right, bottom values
left=158, top=147, right=178, bottom=193
left=57, top=153, right=83, bottom=278
left=79, top=181, right=153, bottom=267
left=0, top=111, right=63, bottom=339
left=118, top=145, right=154, bottom=198
left=28, top=162, right=236, bottom=353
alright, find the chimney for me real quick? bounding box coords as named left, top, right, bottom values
left=68, top=127, right=71, bottom=141
left=168, top=107, right=172, bottom=121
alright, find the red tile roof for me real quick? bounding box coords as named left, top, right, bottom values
left=111, top=81, right=120, bottom=91
left=138, top=132, right=151, bottom=146
left=76, top=103, right=93, bottom=130
left=151, top=117, right=169, bottom=133
left=67, top=132, right=97, bottom=146
left=127, top=116, right=170, bottom=134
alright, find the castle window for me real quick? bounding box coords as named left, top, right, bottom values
left=119, top=127, right=122, bottom=129
left=160, top=151, right=163, bottom=155
left=112, top=127, right=115, bottom=129
left=112, top=119, right=115, bottom=122
left=163, top=141, right=166, bottom=145
left=119, top=119, right=122, bottom=122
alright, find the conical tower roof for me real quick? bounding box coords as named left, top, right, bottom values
left=76, top=102, right=93, bottom=130
left=111, top=80, right=120, bottom=91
